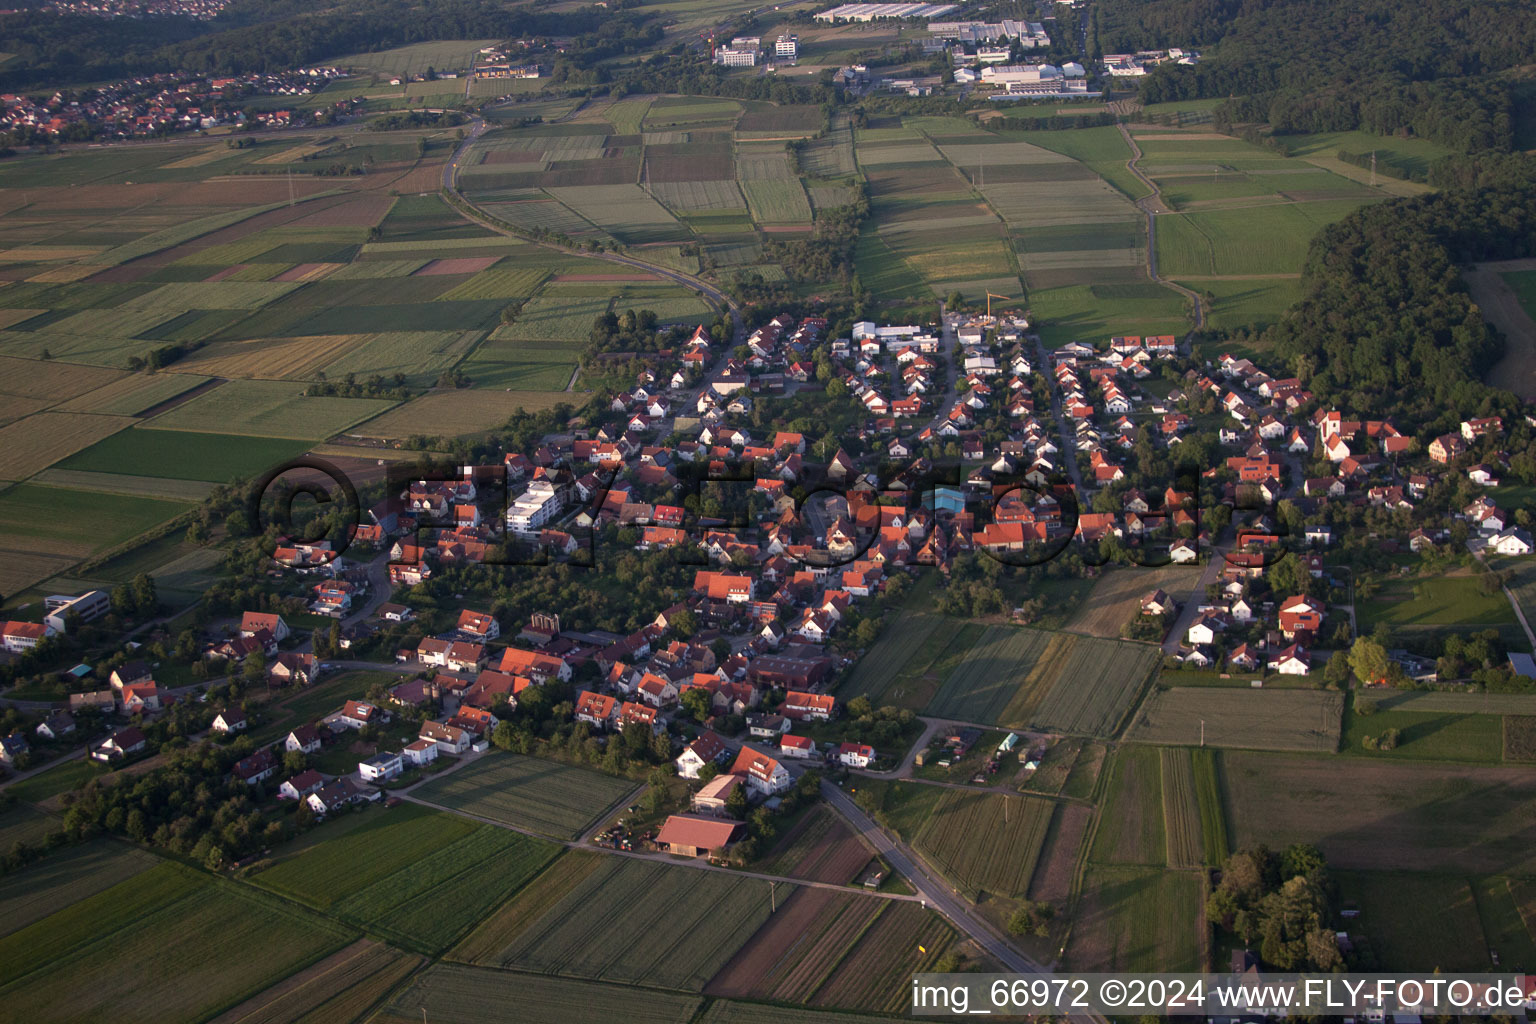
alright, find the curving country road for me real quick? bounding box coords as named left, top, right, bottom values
left=1117, top=124, right=1204, bottom=330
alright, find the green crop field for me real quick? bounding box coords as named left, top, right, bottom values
left=410, top=753, right=637, bottom=840
left=144, top=379, right=398, bottom=439
left=1160, top=748, right=1203, bottom=869
left=0, top=481, right=192, bottom=555
left=474, top=857, right=778, bottom=989
left=810, top=900, right=958, bottom=1013
left=925, top=625, right=1054, bottom=723
left=742, top=180, right=813, bottom=224
left=58, top=426, right=307, bottom=482
left=840, top=608, right=945, bottom=704
left=254, top=804, right=479, bottom=908
left=460, top=338, right=578, bottom=390
left=1191, top=749, right=1229, bottom=864
left=904, top=786, right=1056, bottom=899
left=546, top=185, right=687, bottom=244
left=499, top=294, right=612, bottom=341
left=3, top=758, right=109, bottom=803
left=212, top=940, right=422, bottom=1024
left=1128, top=687, right=1344, bottom=752
left=1064, top=865, right=1202, bottom=971
left=329, top=825, right=557, bottom=954
left=1091, top=745, right=1166, bottom=866
left=0, top=841, right=158, bottom=940
left=433, top=267, right=549, bottom=302
left=1030, top=281, right=1189, bottom=346
left=373, top=964, right=702, bottom=1024
left=1174, top=275, right=1305, bottom=330
left=0, top=860, right=354, bottom=1024
left=1155, top=203, right=1363, bottom=277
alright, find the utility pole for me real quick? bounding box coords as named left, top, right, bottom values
left=1369, top=151, right=1377, bottom=188
left=770, top=880, right=778, bottom=912
left=1200, top=719, right=1205, bottom=747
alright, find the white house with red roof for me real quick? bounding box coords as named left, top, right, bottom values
left=240, top=611, right=290, bottom=641
left=837, top=742, right=875, bottom=768
left=731, top=746, right=791, bottom=797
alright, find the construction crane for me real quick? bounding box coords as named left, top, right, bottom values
left=985, top=292, right=1013, bottom=319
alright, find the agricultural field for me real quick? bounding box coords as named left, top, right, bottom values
left=327, top=825, right=557, bottom=954
left=409, top=753, right=637, bottom=840
left=1090, top=745, right=1166, bottom=866
left=1506, top=716, right=1536, bottom=762
left=0, top=860, right=355, bottom=1024
left=1357, top=570, right=1516, bottom=628
left=742, top=180, right=814, bottom=224
left=1065, top=565, right=1199, bottom=638
left=921, top=625, right=1159, bottom=736
left=0, top=412, right=136, bottom=481
left=471, top=857, right=778, bottom=990
left=810, top=901, right=958, bottom=1013
left=53, top=372, right=210, bottom=416
left=1340, top=695, right=1503, bottom=763
left=58, top=427, right=311, bottom=482
left=211, top=939, right=423, bottom=1024
left=1029, top=281, right=1189, bottom=347
left=0, top=841, right=158, bottom=939
left=1160, top=748, right=1204, bottom=869
left=1223, top=752, right=1536, bottom=875
left=1334, top=871, right=1494, bottom=971
left=1191, top=749, right=1229, bottom=864
left=353, top=388, right=569, bottom=438
left=707, top=889, right=887, bottom=1004
left=1029, top=801, right=1092, bottom=906
left=371, top=964, right=702, bottom=1024
left=698, top=1002, right=901, bottom=1024
left=758, top=803, right=874, bottom=884
left=839, top=610, right=945, bottom=703
left=253, top=804, right=478, bottom=908
left=144, top=379, right=398, bottom=440
left=1127, top=687, right=1345, bottom=752
left=925, top=625, right=1054, bottom=724
left=860, top=781, right=1055, bottom=900
left=1063, top=866, right=1203, bottom=971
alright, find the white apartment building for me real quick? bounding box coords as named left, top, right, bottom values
left=506, top=480, right=562, bottom=536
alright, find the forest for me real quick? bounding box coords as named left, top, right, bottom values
left=1101, top=0, right=1536, bottom=153
left=1262, top=185, right=1536, bottom=430
left=0, top=0, right=638, bottom=88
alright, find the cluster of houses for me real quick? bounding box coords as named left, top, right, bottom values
left=0, top=68, right=345, bottom=141
left=41, top=0, right=227, bottom=18
left=1101, top=49, right=1200, bottom=77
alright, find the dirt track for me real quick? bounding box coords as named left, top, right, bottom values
left=1467, top=259, right=1536, bottom=400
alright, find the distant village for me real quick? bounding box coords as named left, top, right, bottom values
left=0, top=67, right=346, bottom=142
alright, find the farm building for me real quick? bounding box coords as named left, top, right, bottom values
left=654, top=814, right=745, bottom=858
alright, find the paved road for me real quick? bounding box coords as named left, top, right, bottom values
left=821, top=780, right=1053, bottom=975
left=1031, top=334, right=1087, bottom=495
left=1160, top=542, right=1227, bottom=655
left=394, top=756, right=927, bottom=903
left=1117, top=124, right=1204, bottom=330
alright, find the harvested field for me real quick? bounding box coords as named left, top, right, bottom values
left=759, top=803, right=873, bottom=884
left=1127, top=687, right=1344, bottom=752
left=209, top=939, right=422, bottom=1024
left=1160, top=748, right=1203, bottom=869
left=0, top=411, right=136, bottom=480
left=1066, top=565, right=1199, bottom=638
left=171, top=334, right=361, bottom=380
left=706, top=889, right=885, bottom=1003
left=0, top=355, right=126, bottom=401
left=372, top=964, right=701, bottom=1024
left=1091, top=745, right=1165, bottom=866
left=810, top=901, right=956, bottom=1013
left=1224, top=752, right=1536, bottom=874
left=1029, top=802, right=1091, bottom=905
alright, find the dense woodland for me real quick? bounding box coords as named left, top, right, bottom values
left=1102, top=0, right=1536, bottom=154
left=1261, top=185, right=1536, bottom=431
